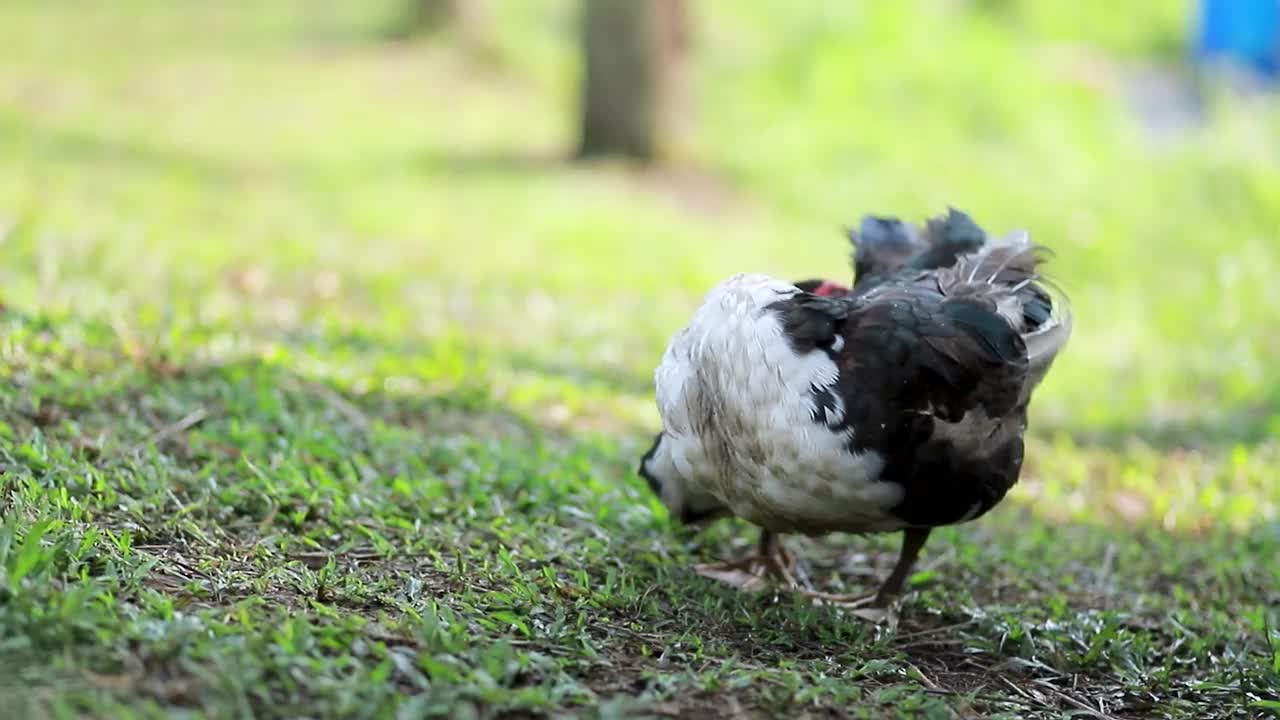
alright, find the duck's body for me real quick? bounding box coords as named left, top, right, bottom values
left=640, top=209, right=1071, bottom=608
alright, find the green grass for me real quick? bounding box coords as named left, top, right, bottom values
left=1, top=0, right=1278, bottom=717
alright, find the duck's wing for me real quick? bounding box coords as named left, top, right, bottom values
left=773, top=278, right=1030, bottom=438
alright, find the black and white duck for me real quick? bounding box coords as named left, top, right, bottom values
left=639, top=209, right=1071, bottom=616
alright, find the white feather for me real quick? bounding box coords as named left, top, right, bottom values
left=650, top=273, right=903, bottom=535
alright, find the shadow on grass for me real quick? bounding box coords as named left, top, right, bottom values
left=4, top=355, right=539, bottom=468
left=414, top=148, right=571, bottom=178
left=279, top=326, right=653, bottom=396
left=4, top=307, right=1278, bottom=718
left=0, top=110, right=238, bottom=184
left=2, top=110, right=570, bottom=187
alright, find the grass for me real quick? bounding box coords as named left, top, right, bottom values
left=1, top=0, right=1278, bottom=717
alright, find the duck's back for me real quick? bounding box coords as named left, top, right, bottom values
left=653, top=273, right=905, bottom=534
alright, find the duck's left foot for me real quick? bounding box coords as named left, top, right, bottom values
left=797, top=527, right=934, bottom=625
left=763, top=587, right=899, bottom=626
left=848, top=601, right=901, bottom=626
left=694, top=531, right=810, bottom=593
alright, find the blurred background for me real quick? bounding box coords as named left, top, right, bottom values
left=1, top=0, right=1277, bottom=527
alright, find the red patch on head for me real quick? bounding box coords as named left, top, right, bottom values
left=812, top=281, right=849, bottom=297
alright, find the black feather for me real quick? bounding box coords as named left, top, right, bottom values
left=768, top=293, right=851, bottom=354
left=909, top=208, right=987, bottom=271
left=849, top=215, right=920, bottom=285
left=941, top=300, right=1024, bottom=364
left=784, top=208, right=1067, bottom=535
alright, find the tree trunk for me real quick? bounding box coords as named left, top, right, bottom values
left=577, top=0, right=689, bottom=163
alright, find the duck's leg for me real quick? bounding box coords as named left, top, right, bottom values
left=695, top=526, right=933, bottom=620
left=872, top=527, right=931, bottom=605
left=758, top=529, right=813, bottom=589
left=694, top=530, right=810, bottom=592
left=794, top=527, right=933, bottom=614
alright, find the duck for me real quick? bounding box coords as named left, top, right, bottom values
left=638, top=208, right=1071, bottom=614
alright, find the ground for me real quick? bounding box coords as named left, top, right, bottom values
left=0, top=1, right=1278, bottom=718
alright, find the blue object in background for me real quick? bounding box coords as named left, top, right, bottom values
left=1195, top=0, right=1280, bottom=79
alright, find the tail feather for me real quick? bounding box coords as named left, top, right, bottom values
left=849, top=208, right=992, bottom=288
left=926, top=221, right=1072, bottom=401
left=848, top=215, right=921, bottom=283
left=841, top=208, right=1071, bottom=394
left=1026, top=307, right=1071, bottom=371
left=909, top=208, right=988, bottom=272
